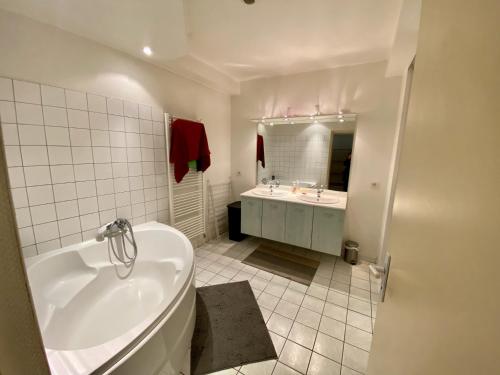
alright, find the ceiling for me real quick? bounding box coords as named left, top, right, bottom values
left=0, top=0, right=404, bottom=92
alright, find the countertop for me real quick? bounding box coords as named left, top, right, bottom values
left=241, top=185, right=347, bottom=210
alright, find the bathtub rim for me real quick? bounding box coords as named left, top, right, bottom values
left=24, top=221, right=196, bottom=375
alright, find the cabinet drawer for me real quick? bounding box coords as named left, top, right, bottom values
left=262, top=200, right=286, bottom=242
left=241, top=197, right=262, bottom=237
left=285, top=203, right=314, bottom=248
left=311, top=207, right=345, bottom=255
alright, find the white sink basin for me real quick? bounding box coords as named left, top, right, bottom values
left=297, top=194, right=339, bottom=204
left=252, top=189, right=288, bottom=197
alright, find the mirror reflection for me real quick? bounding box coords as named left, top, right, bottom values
left=256, top=121, right=355, bottom=192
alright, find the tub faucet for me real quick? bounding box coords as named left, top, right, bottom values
left=96, top=218, right=138, bottom=266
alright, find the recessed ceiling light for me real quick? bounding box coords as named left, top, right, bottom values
left=339, top=118, right=345, bottom=123
left=142, top=46, right=153, bottom=56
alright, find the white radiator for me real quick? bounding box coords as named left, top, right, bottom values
left=164, top=114, right=206, bottom=241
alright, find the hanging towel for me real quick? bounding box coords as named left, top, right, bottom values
left=170, top=119, right=211, bottom=183
left=257, top=134, right=265, bottom=168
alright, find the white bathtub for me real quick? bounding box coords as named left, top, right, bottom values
left=25, top=221, right=196, bottom=375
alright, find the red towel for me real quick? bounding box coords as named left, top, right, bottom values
left=257, top=134, right=265, bottom=168
left=169, top=119, right=211, bottom=183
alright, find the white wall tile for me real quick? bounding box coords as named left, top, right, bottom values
left=50, top=165, right=75, bottom=184
left=87, top=94, right=107, bottom=113
left=15, top=103, right=43, bottom=125
left=69, top=128, right=91, bottom=146
left=127, top=147, right=141, bottom=162
left=18, top=125, right=46, bottom=145
left=21, top=145, right=49, bottom=166
left=15, top=207, right=32, bottom=228
left=33, top=221, right=59, bottom=243
left=37, top=238, right=61, bottom=254
left=92, top=147, right=111, bottom=163
left=128, top=162, right=142, bottom=176
left=30, top=203, right=57, bottom=225
left=108, top=115, right=125, bottom=131
left=19, top=226, right=35, bottom=246
left=48, top=146, right=72, bottom=165
left=112, top=163, right=128, bottom=178
left=13, top=80, right=41, bottom=104
left=80, top=212, right=99, bottom=231
left=109, top=131, right=126, bottom=147
left=1, top=123, right=19, bottom=145
left=99, top=209, right=116, bottom=225
left=126, top=132, right=140, bottom=147
left=24, top=166, right=51, bottom=186
left=89, top=112, right=108, bottom=130
left=130, top=189, right=144, bottom=204
left=67, top=109, right=89, bottom=128
left=90, top=130, right=109, bottom=146
left=114, top=177, right=129, bottom=193
left=65, top=90, right=87, bottom=110
left=56, top=200, right=79, bottom=220
left=94, top=163, right=112, bottom=180
left=124, top=101, right=138, bottom=118
left=74, top=164, right=95, bottom=181
left=115, top=191, right=131, bottom=207
left=78, top=197, right=98, bottom=215
left=5, top=145, right=22, bottom=166
left=132, top=203, right=146, bottom=217
left=129, top=176, right=143, bottom=190
left=71, top=146, right=93, bottom=164
left=140, top=134, right=153, bottom=148
left=27, top=185, right=54, bottom=206
left=76, top=181, right=96, bottom=199
left=61, top=233, right=83, bottom=247
left=46, top=126, right=70, bottom=146
left=152, top=108, right=164, bottom=122
left=116, top=205, right=132, bottom=218
left=0, top=101, right=16, bottom=123
left=111, top=147, right=127, bottom=162
left=11, top=188, right=29, bottom=208
left=138, top=104, right=152, bottom=120
left=22, top=245, right=38, bottom=257
left=43, top=106, right=68, bottom=127
left=139, top=119, right=153, bottom=134
left=41, top=85, right=65, bottom=107
left=142, top=148, right=154, bottom=162
left=153, top=121, right=164, bottom=135
left=125, top=117, right=139, bottom=133
left=53, top=183, right=77, bottom=202
left=58, top=217, right=81, bottom=236
left=96, top=179, right=114, bottom=195
left=107, top=98, right=123, bottom=115
left=98, top=194, right=115, bottom=210
left=0, top=77, right=13, bottom=101
left=8, top=167, right=25, bottom=188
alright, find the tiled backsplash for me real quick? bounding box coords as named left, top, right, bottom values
left=0, top=77, right=170, bottom=257
left=257, top=123, right=332, bottom=185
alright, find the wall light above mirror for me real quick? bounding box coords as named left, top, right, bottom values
left=251, top=112, right=357, bottom=126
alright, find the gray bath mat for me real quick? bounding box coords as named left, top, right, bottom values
left=242, top=244, right=320, bottom=286
left=191, top=281, right=277, bottom=375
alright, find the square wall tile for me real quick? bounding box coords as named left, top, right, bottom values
left=78, top=196, right=98, bottom=215
left=1, top=123, right=19, bottom=145
left=67, top=109, right=89, bottom=129
left=56, top=200, right=79, bottom=220
left=124, top=101, right=138, bottom=118
left=87, top=94, right=107, bottom=113
left=109, top=131, right=126, bottom=147
left=125, top=117, right=139, bottom=133
left=65, top=90, right=87, bottom=110
left=5, top=146, right=22, bottom=166
left=109, top=115, right=125, bottom=131
left=48, top=146, right=72, bottom=165
left=80, top=212, right=99, bottom=231
left=33, top=221, right=59, bottom=243
left=11, top=188, right=29, bottom=208
left=94, top=163, right=112, bottom=180
left=24, top=166, right=51, bottom=186
left=107, top=98, right=123, bottom=115
left=50, top=165, right=75, bottom=184
left=69, top=128, right=91, bottom=146
left=21, top=146, right=48, bottom=166
left=46, top=126, right=70, bottom=146
left=8, top=167, right=25, bottom=188
left=18, top=226, right=35, bottom=246
left=53, top=183, right=77, bottom=202
left=41, top=85, right=65, bottom=107
left=43, top=106, right=68, bottom=127
left=30, top=203, right=57, bottom=225
left=13, top=80, right=41, bottom=104
left=37, top=239, right=60, bottom=253
left=0, top=101, right=16, bottom=123
left=15, top=103, right=43, bottom=125
left=15, top=207, right=32, bottom=228
left=18, top=125, right=46, bottom=145
left=58, top=217, right=81, bottom=237
left=74, top=164, right=95, bottom=181
left=89, top=112, right=108, bottom=130
left=138, top=104, right=152, bottom=120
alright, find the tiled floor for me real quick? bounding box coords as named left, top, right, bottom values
left=193, top=236, right=380, bottom=375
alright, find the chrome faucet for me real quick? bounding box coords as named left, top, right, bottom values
left=316, top=184, right=324, bottom=199
left=96, top=218, right=138, bottom=266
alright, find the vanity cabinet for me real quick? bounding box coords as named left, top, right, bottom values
left=311, top=206, right=344, bottom=255
left=262, top=200, right=287, bottom=242
left=241, top=195, right=345, bottom=256
left=285, top=203, right=314, bottom=248
left=241, top=197, right=262, bottom=237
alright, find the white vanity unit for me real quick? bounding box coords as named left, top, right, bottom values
left=240, top=186, right=347, bottom=256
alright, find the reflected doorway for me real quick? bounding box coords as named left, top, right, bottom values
left=327, top=132, right=354, bottom=191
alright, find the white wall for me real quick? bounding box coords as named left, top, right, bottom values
left=231, top=62, right=402, bottom=261
left=0, top=9, right=231, bottom=186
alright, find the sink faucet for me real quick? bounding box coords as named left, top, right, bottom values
left=96, top=218, right=138, bottom=265
left=316, top=185, right=324, bottom=199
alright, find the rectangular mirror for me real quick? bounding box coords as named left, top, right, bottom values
left=256, top=121, right=356, bottom=191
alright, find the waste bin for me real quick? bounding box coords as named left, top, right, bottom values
left=344, top=240, right=359, bottom=265
left=227, top=201, right=247, bottom=242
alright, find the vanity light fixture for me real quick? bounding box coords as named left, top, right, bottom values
left=142, top=46, right=153, bottom=56
left=251, top=112, right=356, bottom=126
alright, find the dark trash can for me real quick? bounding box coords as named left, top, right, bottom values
left=227, top=201, right=247, bottom=242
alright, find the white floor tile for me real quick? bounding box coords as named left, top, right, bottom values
left=327, top=291, right=349, bottom=308
left=273, top=362, right=302, bottom=375
left=275, top=300, right=300, bottom=320
left=207, top=368, right=238, bottom=375
left=265, top=282, right=287, bottom=298
left=279, top=340, right=312, bottom=374
left=306, top=284, right=328, bottom=300
left=341, top=366, right=363, bottom=375
left=307, top=352, right=341, bottom=375
left=313, top=332, right=343, bottom=363
left=302, top=295, right=325, bottom=314
left=267, top=313, right=293, bottom=337
left=318, top=316, right=345, bottom=341
left=288, top=322, right=317, bottom=349
left=269, top=331, right=287, bottom=355
left=282, top=288, right=306, bottom=305
left=344, top=325, right=372, bottom=352
left=342, top=344, right=369, bottom=374
left=323, top=303, right=347, bottom=323
left=346, top=311, right=372, bottom=333
left=240, top=359, right=276, bottom=375
left=258, top=292, right=280, bottom=311
left=347, top=298, right=371, bottom=317
left=295, top=307, right=321, bottom=330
